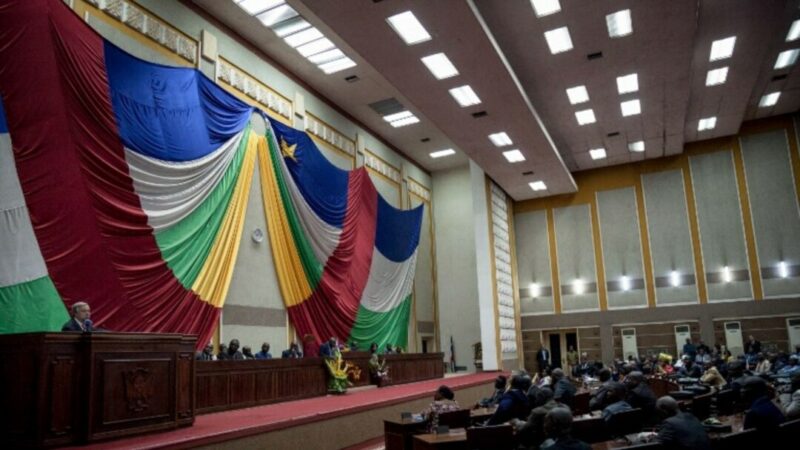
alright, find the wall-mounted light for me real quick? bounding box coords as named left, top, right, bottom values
left=722, top=266, right=732, bottom=283
left=573, top=279, right=585, bottom=295
left=779, top=261, right=789, bottom=279
left=529, top=283, right=540, bottom=298
left=620, top=275, right=631, bottom=292
left=670, top=271, right=680, bottom=287
left=252, top=227, right=265, bottom=243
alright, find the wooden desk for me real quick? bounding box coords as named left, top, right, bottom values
left=470, top=407, right=496, bottom=424
left=0, top=332, right=195, bottom=448
left=385, top=417, right=428, bottom=450
left=413, top=428, right=468, bottom=450
left=706, top=414, right=744, bottom=438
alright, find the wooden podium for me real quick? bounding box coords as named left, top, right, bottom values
left=0, top=332, right=196, bottom=448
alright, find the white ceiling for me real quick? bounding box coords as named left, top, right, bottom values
left=193, top=0, right=800, bottom=200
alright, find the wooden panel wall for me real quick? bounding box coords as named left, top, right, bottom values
left=611, top=322, right=701, bottom=358
left=713, top=317, right=793, bottom=353
left=578, top=327, right=602, bottom=362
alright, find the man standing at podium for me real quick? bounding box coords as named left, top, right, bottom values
left=61, top=301, right=97, bottom=332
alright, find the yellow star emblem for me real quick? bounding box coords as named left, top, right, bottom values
left=280, top=138, right=298, bottom=162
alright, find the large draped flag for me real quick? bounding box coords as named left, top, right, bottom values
left=259, top=117, right=423, bottom=349
left=0, top=0, right=255, bottom=347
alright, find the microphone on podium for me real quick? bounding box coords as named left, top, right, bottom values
left=83, top=319, right=93, bottom=332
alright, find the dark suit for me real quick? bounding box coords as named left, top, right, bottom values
left=553, top=378, right=577, bottom=408
left=61, top=318, right=95, bottom=332
left=744, top=396, right=786, bottom=430
left=319, top=342, right=336, bottom=358
left=627, top=383, right=657, bottom=422
left=656, top=411, right=712, bottom=450
left=536, top=349, right=550, bottom=372
left=487, top=389, right=530, bottom=425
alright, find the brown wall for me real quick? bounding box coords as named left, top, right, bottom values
left=712, top=317, right=793, bottom=354
left=612, top=322, right=700, bottom=358
left=578, top=327, right=602, bottom=362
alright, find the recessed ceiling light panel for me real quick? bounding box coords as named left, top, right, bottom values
left=589, top=148, right=607, bottom=160
left=503, top=149, right=526, bottom=163
left=788, top=20, right=800, bottom=42
left=430, top=149, right=455, bottom=158
left=544, top=27, right=573, bottom=54
left=698, top=116, right=717, bottom=131
left=775, top=49, right=800, bottom=69
left=566, top=85, right=589, bottom=104
left=449, top=85, right=482, bottom=107
left=531, top=0, right=561, bottom=17
left=575, top=109, right=596, bottom=125
left=616, top=73, right=638, bottom=94
left=386, top=11, right=431, bottom=45
left=421, top=53, right=459, bottom=80
left=529, top=181, right=547, bottom=191
left=489, top=132, right=513, bottom=147
left=606, top=9, right=632, bottom=38
left=620, top=99, right=641, bottom=116
left=709, top=36, right=736, bottom=61
left=628, top=141, right=645, bottom=152
left=237, top=0, right=285, bottom=15
left=759, top=92, right=781, bottom=107
left=705, top=67, right=729, bottom=86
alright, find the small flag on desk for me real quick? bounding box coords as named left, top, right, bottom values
left=450, top=335, right=456, bottom=372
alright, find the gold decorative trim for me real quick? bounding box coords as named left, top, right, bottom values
left=305, top=113, right=356, bottom=157
left=408, top=177, right=432, bottom=202
left=363, top=149, right=402, bottom=184
left=217, top=57, right=292, bottom=120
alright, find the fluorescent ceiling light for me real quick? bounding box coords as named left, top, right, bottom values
left=503, top=149, right=525, bottom=163
left=529, top=181, right=547, bottom=191
left=489, top=132, right=513, bottom=147
left=722, top=266, right=732, bottom=283
left=449, top=85, right=481, bottom=107
left=620, top=99, right=641, bottom=116
left=775, top=49, right=800, bottom=69
left=529, top=283, right=541, bottom=297
left=628, top=141, right=645, bottom=152
left=272, top=17, right=311, bottom=38
left=544, top=27, right=573, bottom=54
left=709, top=36, right=736, bottom=61
left=421, top=53, right=459, bottom=80
left=670, top=271, right=680, bottom=287
left=573, top=279, right=585, bottom=295
left=698, top=116, right=717, bottom=131
left=566, top=85, right=589, bottom=104
left=620, top=275, right=631, bottom=291
left=237, top=0, right=284, bottom=15
left=430, top=149, right=455, bottom=158
left=383, top=111, right=414, bottom=122
left=307, top=48, right=345, bottom=65
left=283, top=27, right=323, bottom=48
left=386, top=11, right=431, bottom=45
left=787, top=20, right=800, bottom=42
left=389, top=116, right=420, bottom=127
left=575, top=109, right=596, bottom=125
left=531, top=0, right=561, bottom=17
left=779, top=261, right=789, bottom=278
left=759, top=92, right=781, bottom=108
left=616, top=73, right=638, bottom=94
left=705, top=67, right=728, bottom=86
left=318, top=56, right=356, bottom=74
left=297, top=38, right=335, bottom=57
left=589, top=148, right=606, bottom=160
left=606, top=9, right=632, bottom=38
left=256, top=4, right=298, bottom=27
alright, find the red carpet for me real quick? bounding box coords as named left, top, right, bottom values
left=64, top=371, right=500, bottom=450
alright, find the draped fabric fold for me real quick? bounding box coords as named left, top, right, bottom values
left=260, top=114, right=423, bottom=349
left=0, top=0, right=253, bottom=347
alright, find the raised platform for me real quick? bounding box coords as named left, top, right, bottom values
left=63, top=371, right=500, bottom=450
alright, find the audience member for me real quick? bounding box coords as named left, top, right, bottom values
left=552, top=368, right=576, bottom=408
left=241, top=345, right=255, bottom=359
left=741, top=376, right=786, bottom=431
left=780, top=371, right=800, bottom=419
left=368, top=349, right=389, bottom=387
left=420, top=385, right=460, bottom=432
left=540, top=407, right=591, bottom=450
left=320, top=337, right=339, bottom=358
left=677, top=356, right=702, bottom=378
left=682, top=338, right=697, bottom=360
left=255, top=342, right=272, bottom=359
left=695, top=347, right=711, bottom=365
left=195, top=343, right=214, bottom=361
left=512, top=387, right=564, bottom=449
left=566, top=345, right=578, bottom=376
left=225, top=339, right=245, bottom=360
left=303, top=334, right=319, bottom=358
left=754, top=353, right=771, bottom=374
left=216, top=343, right=228, bottom=360
left=655, top=396, right=711, bottom=450
left=775, top=355, right=800, bottom=378
left=477, top=375, right=507, bottom=408
left=697, top=340, right=710, bottom=355
left=537, top=345, right=551, bottom=373
left=624, top=371, right=656, bottom=419
left=700, top=366, right=727, bottom=391
left=281, top=341, right=302, bottom=358
left=601, top=382, right=633, bottom=422
left=589, top=368, right=614, bottom=411
left=745, top=335, right=762, bottom=356
left=487, top=374, right=531, bottom=425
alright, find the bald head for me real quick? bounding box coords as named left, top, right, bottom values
left=544, top=407, right=573, bottom=438
left=656, top=396, right=679, bottom=417
left=551, top=368, right=565, bottom=380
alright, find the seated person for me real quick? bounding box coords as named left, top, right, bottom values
left=512, top=387, right=564, bottom=449
left=241, top=345, right=255, bottom=359
left=779, top=371, right=800, bottom=419
left=601, top=382, right=633, bottom=422
left=754, top=353, right=772, bottom=375
left=281, top=341, right=303, bottom=358
left=677, top=356, right=702, bottom=378
left=61, top=301, right=98, bottom=332
left=487, top=374, right=531, bottom=425
left=224, top=339, right=245, bottom=360
left=655, top=354, right=674, bottom=375
left=540, top=407, right=591, bottom=450
left=195, top=343, right=214, bottom=361
left=216, top=343, right=228, bottom=360
left=320, top=337, right=339, bottom=358
left=700, top=366, right=727, bottom=391
left=384, top=343, right=395, bottom=354
left=775, top=355, right=800, bottom=378
left=624, top=371, right=656, bottom=420
left=368, top=350, right=389, bottom=387
left=655, top=396, right=711, bottom=450
left=303, top=334, right=319, bottom=358
left=420, top=385, right=460, bottom=432
left=552, top=368, right=576, bottom=409
left=477, top=375, right=507, bottom=408
left=255, top=342, right=272, bottom=359
left=742, top=376, right=786, bottom=431
left=348, top=340, right=359, bottom=351
left=589, top=368, right=613, bottom=411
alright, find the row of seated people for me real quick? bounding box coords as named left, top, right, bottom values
left=195, top=337, right=403, bottom=360
left=417, top=368, right=800, bottom=449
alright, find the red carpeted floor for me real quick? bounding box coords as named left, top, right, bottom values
left=65, top=371, right=499, bottom=450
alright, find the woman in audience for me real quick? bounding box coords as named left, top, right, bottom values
left=655, top=354, right=674, bottom=376
left=420, top=385, right=460, bottom=432
left=540, top=407, right=591, bottom=450
left=700, top=365, right=727, bottom=391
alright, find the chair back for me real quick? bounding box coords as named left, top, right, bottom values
left=466, top=424, right=514, bottom=450
left=606, top=407, right=644, bottom=437
left=711, top=428, right=758, bottom=450
left=779, top=418, right=800, bottom=441
left=691, top=392, right=713, bottom=420
left=571, top=416, right=607, bottom=443
left=711, top=389, right=737, bottom=416
left=572, top=391, right=591, bottom=416
left=437, top=409, right=471, bottom=429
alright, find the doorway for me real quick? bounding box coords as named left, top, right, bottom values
left=543, top=329, right=578, bottom=371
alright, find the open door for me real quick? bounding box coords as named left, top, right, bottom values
left=548, top=333, right=562, bottom=369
